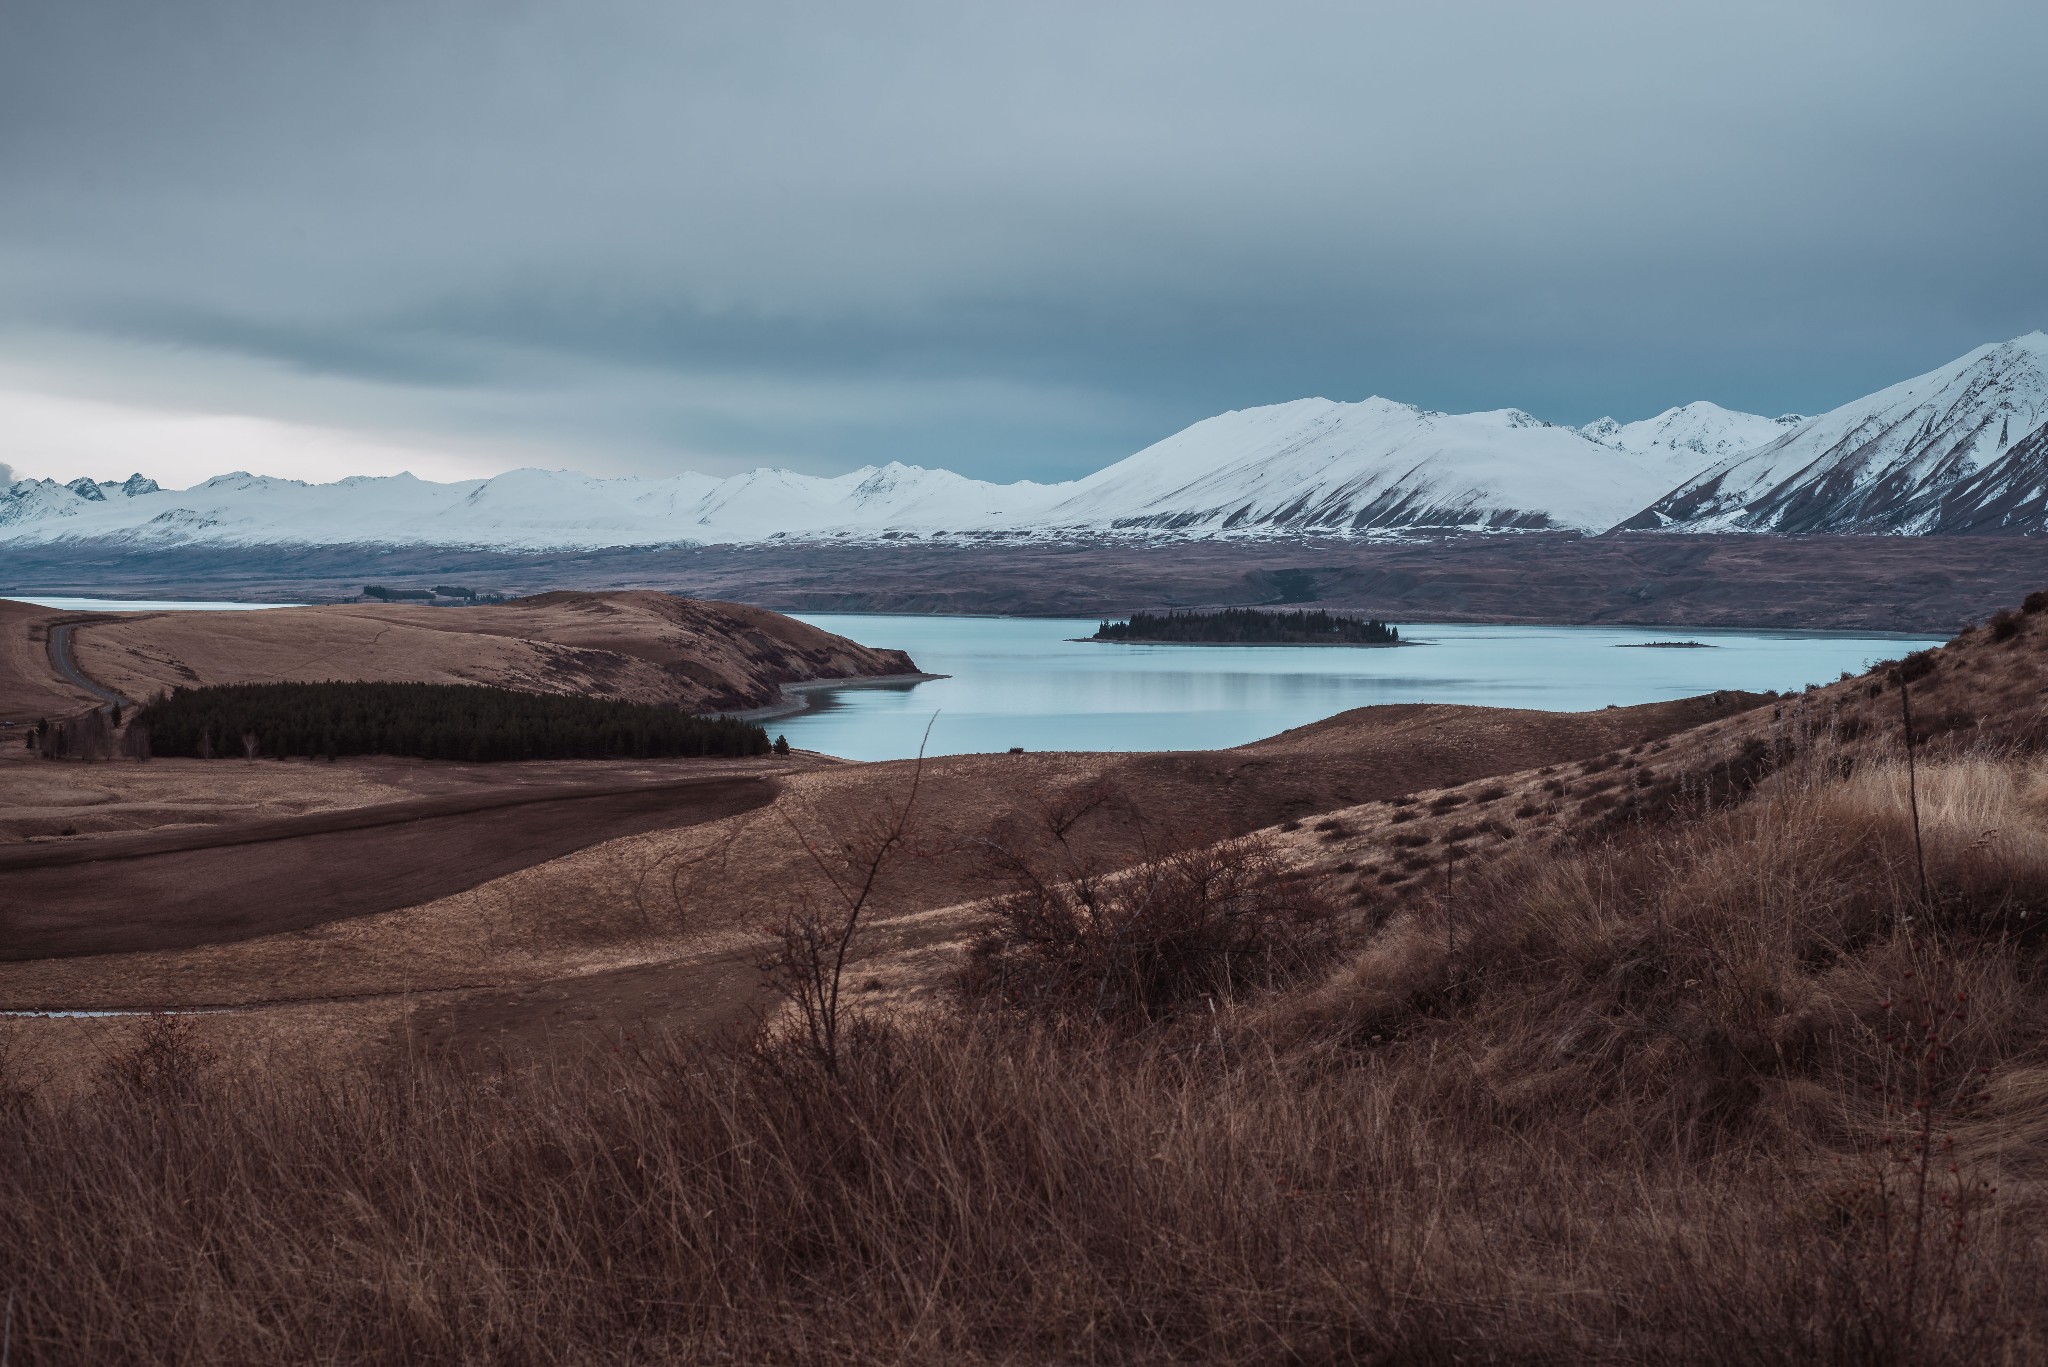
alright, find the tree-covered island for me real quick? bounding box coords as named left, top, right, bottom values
left=1091, top=608, right=1401, bottom=645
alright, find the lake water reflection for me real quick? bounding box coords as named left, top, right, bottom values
left=777, top=615, right=1945, bottom=761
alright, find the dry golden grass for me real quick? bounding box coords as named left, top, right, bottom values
left=10, top=602, right=2048, bottom=1362
left=3, top=739, right=2043, bottom=1364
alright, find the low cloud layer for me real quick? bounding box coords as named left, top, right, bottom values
left=2, top=0, right=2044, bottom=486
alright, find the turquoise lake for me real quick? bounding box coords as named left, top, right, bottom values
left=10, top=598, right=1944, bottom=761
left=775, top=615, right=1945, bottom=760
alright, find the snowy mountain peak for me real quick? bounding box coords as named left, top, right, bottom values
left=1629, top=331, right=2048, bottom=534
left=1581, top=401, right=1801, bottom=476
left=199, top=471, right=310, bottom=493
left=1038, top=395, right=1679, bottom=536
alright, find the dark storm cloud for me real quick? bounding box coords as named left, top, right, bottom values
left=1, top=0, right=2044, bottom=481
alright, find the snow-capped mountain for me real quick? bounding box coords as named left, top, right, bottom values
left=4, top=333, right=2045, bottom=550
left=1625, top=333, right=2048, bottom=534
left=1580, top=404, right=1806, bottom=477
left=1033, top=398, right=1683, bottom=535
left=0, top=403, right=1691, bottom=548
left=0, top=472, right=160, bottom=528
left=0, top=460, right=1068, bottom=550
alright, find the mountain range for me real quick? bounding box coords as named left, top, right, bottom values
left=3, top=333, right=2045, bottom=552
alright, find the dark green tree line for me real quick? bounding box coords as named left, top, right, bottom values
left=133, top=681, right=770, bottom=762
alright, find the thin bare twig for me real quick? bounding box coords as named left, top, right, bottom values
left=1901, top=678, right=1929, bottom=911
left=767, top=715, right=936, bottom=1071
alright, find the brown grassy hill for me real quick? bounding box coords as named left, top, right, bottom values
left=11, top=601, right=2048, bottom=1361
left=0, top=691, right=1765, bottom=1012
left=1261, top=592, right=2048, bottom=920
left=57, top=589, right=917, bottom=713
left=0, top=600, right=102, bottom=723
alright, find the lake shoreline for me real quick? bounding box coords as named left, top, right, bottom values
left=723, top=672, right=949, bottom=722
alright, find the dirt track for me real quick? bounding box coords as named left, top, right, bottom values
left=0, top=773, right=775, bottom=960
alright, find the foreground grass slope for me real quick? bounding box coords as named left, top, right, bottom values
left=4, top=607, right=2047, bottom=1362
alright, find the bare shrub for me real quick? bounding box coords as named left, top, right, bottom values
left=961, top=833, right=1340, bottom=1028
left=619, top=825, right=742, bottom=937
left=763, top=745, right=930, bottom=1073
left=96, top=1014, right=218, bottom=1102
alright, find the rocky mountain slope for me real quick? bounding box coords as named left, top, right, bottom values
left=4, top=334, right=2046, bottom=549
left=1626, top=332, right=2048, bottom=533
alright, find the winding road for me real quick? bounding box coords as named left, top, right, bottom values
left=46, top=621, right=132, bottom=708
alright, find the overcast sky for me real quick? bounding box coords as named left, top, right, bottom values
left=2, top=0, right=2045, bottom=489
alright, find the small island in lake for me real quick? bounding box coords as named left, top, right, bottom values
left=1617, top=640, right=1716, bottom=649
left=1092, top=608, right=1402, bottom=645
